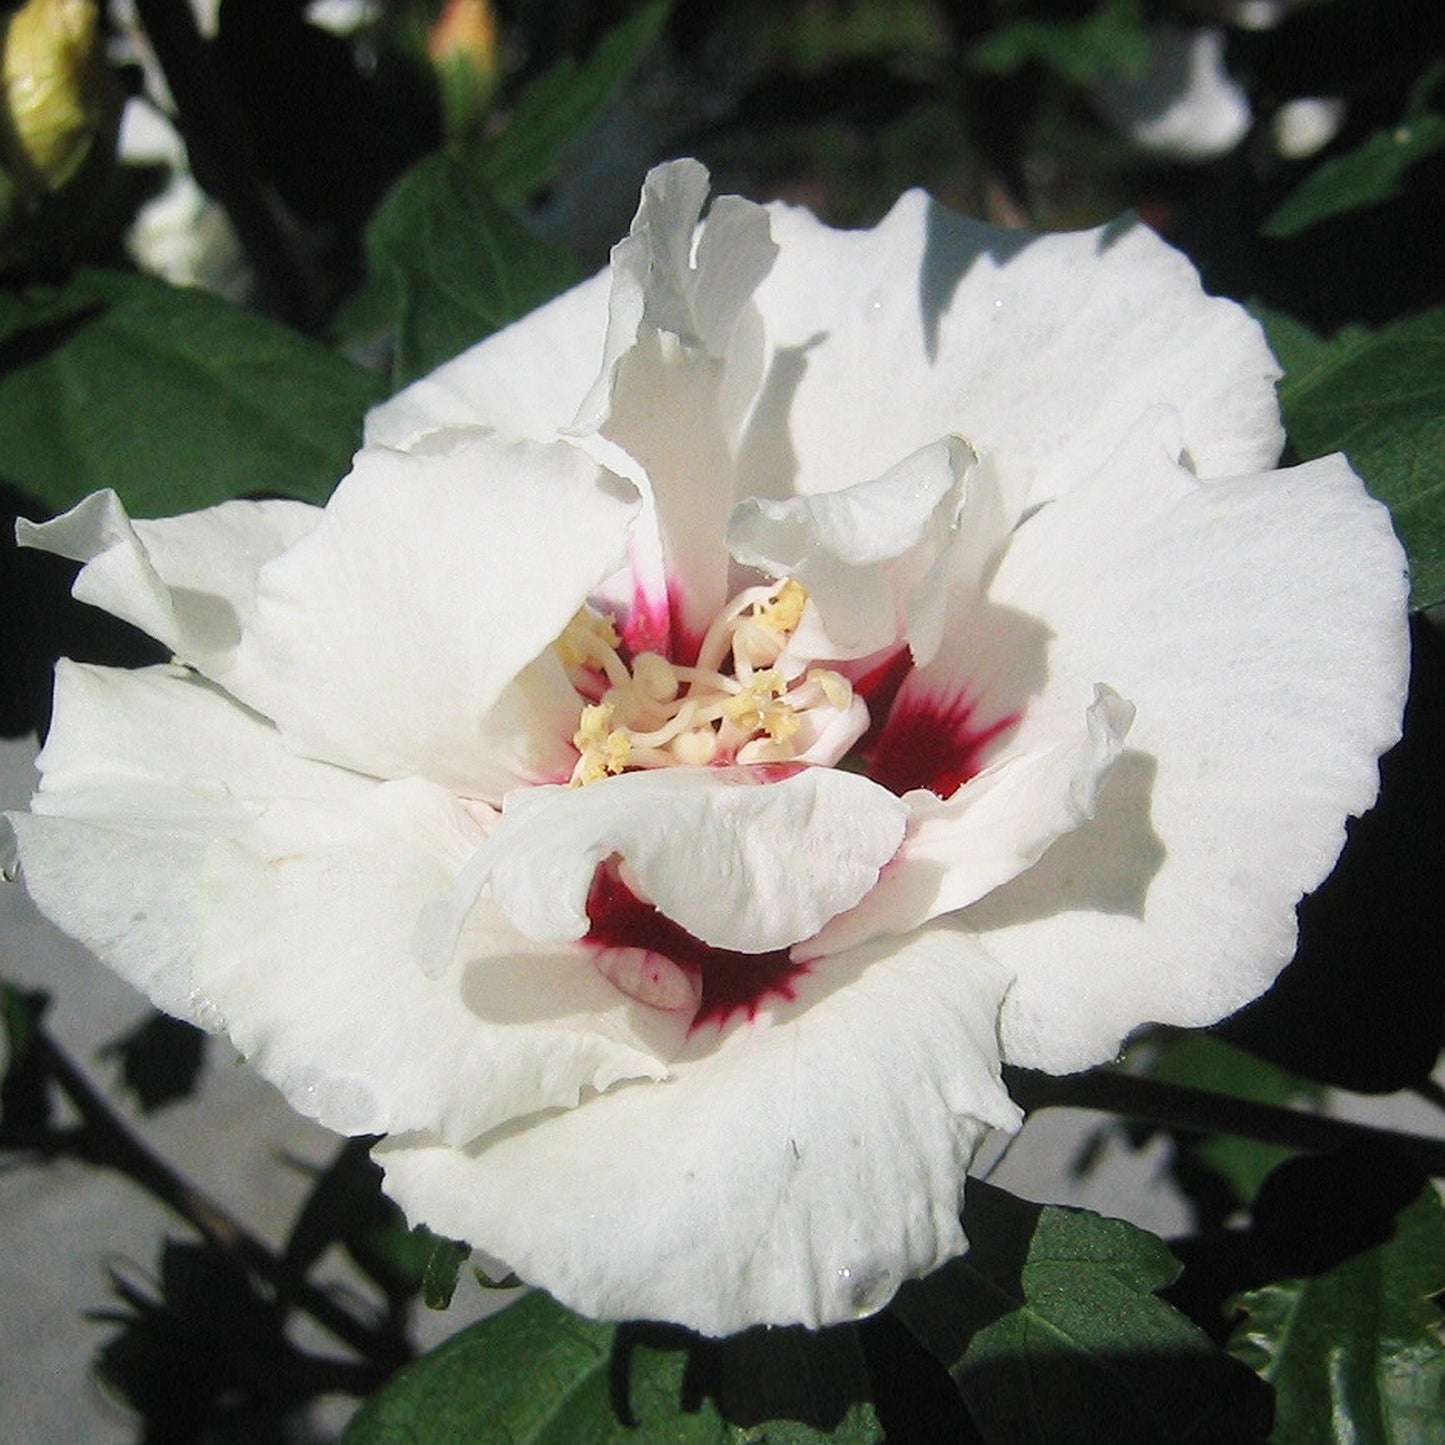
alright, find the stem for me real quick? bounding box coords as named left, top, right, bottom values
left=1006, top=1066, right=1445, bottom=1178
left=129, top=0, right=322, bottom=329
left=33, top=1028, right=406, bottom=1368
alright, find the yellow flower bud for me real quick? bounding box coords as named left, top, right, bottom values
left=0, top=0, right=120, bottom=270
left=427, top=0, right=501, bottom=141
left=3, top=0, right=115, bottom=194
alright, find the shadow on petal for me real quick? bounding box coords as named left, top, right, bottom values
left=919, top=205, right=1034, bottom=363
left=961, top=749, right=1163, bottom=928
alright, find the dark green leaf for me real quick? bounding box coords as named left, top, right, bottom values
left=1264, top=66, right=1445, bottom=239
left=479, top=1, right=672, bottom=211
left=348, top=148, right=583, bottom=388
left=1228, top=1180, right=1445, bottom=1444
left=332, top=0, right=667, bottom=374
left=99, top=1011, right=206, bottom=1114
left=0, top=270, right=381, bottom=517
left=967, top=0, right=1148, bottom=89
left=421, top=1235, right=470, bottom=1311
left=343, top=1290, right=880, bottom=1443
left=1255, top=304, right=1445, bottom=609
left=892, top=1181, right=1271, bottom=1443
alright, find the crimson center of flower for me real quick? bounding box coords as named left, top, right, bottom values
left=551, top=578, right=854, bottom=1022
left=584, top=861, right=807, bottom=1031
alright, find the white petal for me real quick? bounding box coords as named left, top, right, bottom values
left=7, top=662, right=365, bottom=1026
left=728, top=436, right=974, bottom=661
left=16, top=490, right=318, bottom=679
left=970, top=416, right=1408, bottom=1071
left=573, top=162, right=779, bottom=646
left=363, top=270, right=614, bottom=451
left=228, top=432, right=638, bottom=798
left=749, top=195, right=1283, bottom=505
left=377, top=927, right=1021, bottom=1335
left=476, top=766, right=909, bottom=953
left=574, top=160, right=777, bottom=431
left=808, top=686, right=1134, bottom=957
left=194, top=778, right=684, bottom=1144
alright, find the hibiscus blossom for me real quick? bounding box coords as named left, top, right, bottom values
left=5, top=160, right=1406, bottom=1336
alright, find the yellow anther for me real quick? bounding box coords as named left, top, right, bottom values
left=754, top=578, right=808, bottom=635
left=574, top=701, right=613, bottom=745
left=762, top=701, right=801, bottom=744
left=570, top=701, right=631, bottom=785
left=721, top=669, right=786, bottom=731
left=809, top=669, right=853, bottom=711
left=556, top=607, right=622, bottom=669
left=603, top=728, right=632, bottom=773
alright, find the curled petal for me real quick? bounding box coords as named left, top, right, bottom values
left=574, top=159, right=778, bottom=431
left=377, top=927, right=1021, bottom=1336
left=16, top=489, right=318, bottom=681
left=195, top=778, right=684, bottom=1145
left=575, top=161, right=780, bottom=647
left=728, top=435, right=974, bottom=662
left=472, top=765, right=909, bottom=954
left=228, top=432, right=638, bottom=798
left=807, top=686, right=1134, bottom=957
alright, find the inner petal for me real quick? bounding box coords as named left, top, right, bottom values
left=852, top=648, right=1020, bottom=800
left=585, top=862, right=807, bottom=1031
left=868, top=686, right=1021, bottom=799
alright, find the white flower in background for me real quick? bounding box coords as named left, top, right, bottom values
left=1096, top=25, right=1251, bottom=161
left=5, top=160, right=1407, bottom=1335
left=1272, top=95, right=1347, bottom=160
left=117, top=97, right=248, bottom=296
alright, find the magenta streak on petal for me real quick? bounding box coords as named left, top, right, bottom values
left=620, top=579, right=672, bottom=658
left=850, top=646, right=914, bottom=759
left=585, top=864, right=809, bottom=1032
left=867, top=692, right=1020, bottom=800
left=619, top=576, right=704, bottom=667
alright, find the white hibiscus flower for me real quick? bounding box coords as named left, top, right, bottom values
left=4, top=159, right=1407, bottom=1336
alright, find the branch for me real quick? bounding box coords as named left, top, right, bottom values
left=1006, top=1065, right=1445, bottom=1178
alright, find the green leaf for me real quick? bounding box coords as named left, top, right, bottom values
left=0, top=269, right=381, bottom=517
left=478, top=0, right=672, bottom=211
left=333, top=1, right=669, bottom=381
left=346, top=147, right=583, bottom=389
left=892, top=1181, right=1271, bottom=1443
left=1228, top=1182, right=1445, bottom=1445
left=1253, top=304, right=1445, bottom=610
left=343, top=1291, right=880, bottom=1444
left=1264, top=66, right=1445, bottom=239
left=967, top=0, right=1149, bottom=89
left=421, top=1235, right=470, bottom=1311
